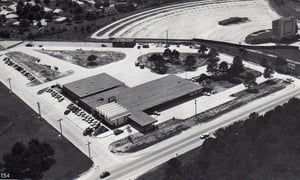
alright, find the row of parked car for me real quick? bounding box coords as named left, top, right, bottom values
left=3, top=57, right=37, bottom=82
left=45, top=88, right=64, bottom=102
left=66, top=103, right=102, bottom=136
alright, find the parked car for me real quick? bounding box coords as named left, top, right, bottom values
left=113, top=129, right=124, bottom=135
left=99, top=171, right=110, bottom=179
left=64, top=109, right=71, bottom=115
left=83, top=127, right=93, bottom=136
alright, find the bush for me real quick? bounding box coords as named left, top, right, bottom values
left=229, top=78, right=242, bottom=84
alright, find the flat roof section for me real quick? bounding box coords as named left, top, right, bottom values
left=81, top=86, right=129, bottom=109
left=63, top=73, right=124, bottom=99
left=117, top=75, right=202, bottom=111
left=129, top=110, right=157, bottom=127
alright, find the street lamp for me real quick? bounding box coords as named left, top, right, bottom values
left=194, top=99, right=198, bottom=116
left=37, top=102, right=41, bottom=119
left=57, top=119, right=63, bottom=137
left=87, top=141, right=91, bottom=159
left=7, top=78, right=12, bottom=94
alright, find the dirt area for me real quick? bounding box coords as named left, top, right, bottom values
left=137, top=53, right=207, bottom=74
left=38, top=50, right=126, bottom=68
left=0, top=83, right=93, bottom=180
left=109, top=78, right=286, bottom=153
left=5, top=52, right=73, bottom=85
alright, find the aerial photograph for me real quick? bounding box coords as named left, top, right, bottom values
left=1, top=0, right=300, bottom=179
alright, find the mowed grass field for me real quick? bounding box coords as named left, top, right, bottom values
left=0, top=83, right=93, bottom=180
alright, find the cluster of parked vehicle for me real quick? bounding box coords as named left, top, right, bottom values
left=66, top=103, right=102, bottom=136
left=3, top=57, right=37, bottom=82
left=45, top=88, right=64, bottom=102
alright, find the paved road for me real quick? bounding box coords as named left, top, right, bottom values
left=105, top=82, right=300, bottom=180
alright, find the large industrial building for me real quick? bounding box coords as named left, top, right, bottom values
left=63, top=73, right=203, bottom=132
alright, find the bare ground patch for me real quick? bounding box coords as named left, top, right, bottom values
left=5, top=52, right=73, bottom=86
left=38, top=50, right=126, bottom=68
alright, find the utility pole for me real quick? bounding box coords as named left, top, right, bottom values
left=37, top=102, right=41, bottom=119
left=7, top=78, right=12, bottom=94
left=57, top=119, right=63, bottom=137
left=194, top=99, right=197, bottom=116
left=87, top=141, right=91, bottom=159
left=166, top=30, right=169, bottom=45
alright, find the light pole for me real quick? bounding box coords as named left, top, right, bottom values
left=7, top=78, right=12, bottom=94
left=194, top=99, right=197, bottom=116
left=166, top=30, right=169, bottom=45
left=87, top=141, right=91, bottom=159
left=57, top=119, right=63, bottom=137
left=37, top=102, right=41, bottom=119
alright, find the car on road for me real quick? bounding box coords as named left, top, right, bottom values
left=25, top=43, right=34, bottom=47
left=99, top=171, right=110, bottom=179
left=200, top=134, right=209, bottom=139
left=153, top=111, right=160, bottom=116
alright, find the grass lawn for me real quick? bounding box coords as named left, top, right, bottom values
left=0, top=83, right=93, bottom=180
left=38, top=50, right=126, bottom=68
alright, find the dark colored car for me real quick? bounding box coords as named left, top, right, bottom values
left=64, top=109, right=71, bottom=115
left=113, top=129, right=124, bottom=135
left=83, top=127, right=93, bottom=136
left=25, top=43, right=34, bottom=47
left=99, top=171, right=110, bottom=179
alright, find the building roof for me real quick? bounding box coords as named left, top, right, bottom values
left=129, top=110, right=157, bottom=127
left=63, top=73, right=124, bottom=99
left=81, top=85, right=128, bottom=109
left=96, top=102, right=130, bottom=121
left=117, top=75, right=202, bottom=111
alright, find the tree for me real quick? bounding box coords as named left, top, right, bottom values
left=163, top=48, right=171, bottom=58
left=185, top=55, right=196, bottom=70
left=165, top=157, right=182, bottom=179
left=2, top=140, right=55, bottom=179
left=218, top=61, right=229, bottom=73
left=148, top=54, right=167, bottom=74
left=243, top=72, right=257, bottom=90
left=228, top=56, right=244, bottom=77
left=208, top=48, right=219, bottom=58
left=198, top=44, right=208, bottom=57
left=207, top=55, right=220, bottom=76
left=263, top=67, right=275, bottom=79
left=44, top=0, right=50, bottom=4
left=171, top=49, right=180, bottom=59
left=87, top=55, right=97, bottom=66
left=274, top=57, right=287, bottom=67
